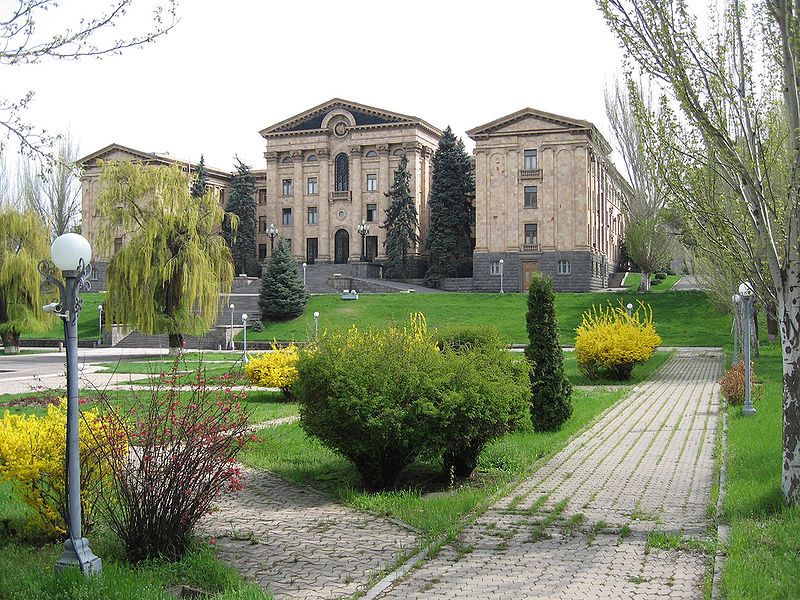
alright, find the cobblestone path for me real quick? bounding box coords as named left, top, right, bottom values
left=379, top=349, right=723, bottom=599
left=201, top=467, right=419, bottom=599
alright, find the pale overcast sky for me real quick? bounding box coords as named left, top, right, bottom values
left=4, top=0, right=627, bottom=173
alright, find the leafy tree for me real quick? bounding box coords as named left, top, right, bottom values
left=190, top=154, right=209, bottom=200
left=96, top=161, right=234, bottom=354
left=225, top=158, right=258, bottom=276
left=424, top=127, right=475, bottom=287
left=259, top=238, right=308, bottom=321
left=1, top=1, right=177, bottom=164
left=624, top=218, right=674, bottom=289
left=600, top=0, right=800, bottom=504
left=525, top=274, right=572, bottom=431
left=0, top=206, right=51, bottom=353
left=382, top=155, right=419, bottom=278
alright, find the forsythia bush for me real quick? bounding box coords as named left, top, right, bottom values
left=0, top=401, right=113, bottom=535
left=244, top=342, right=299, bottom=395
left=574, top=301, right=662, bottom=381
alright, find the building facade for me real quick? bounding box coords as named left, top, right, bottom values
left=78, top=100, right=628, bottom=292
left=467, top=108, right=629, bottom=292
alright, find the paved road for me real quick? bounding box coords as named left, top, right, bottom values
left=378, top=349, right=722, bottom=599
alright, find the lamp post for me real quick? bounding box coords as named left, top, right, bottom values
left=229, top=303, right=235, bottom=351
left=313, top=311, right=320, bottom=340
left=266, top=224, right=278, bottom=255
left=499, top=259, right=504, bottom=294
left=241, top=313, right=249, bottom=364
left=302, top=262, right=307, bottom=287
left=357, top=219, right=370, bottom=262
left=732, top=294, right=740, bottom=366
left=38, top=233, right=102, bottom=575
left=97, top=304, right=103, bottom=346
left=739, top=282, right=756, bottom=416
left=626, top=303, right=634, bottom=318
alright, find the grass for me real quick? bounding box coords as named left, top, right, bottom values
left=721, top=343, right=800, bottom=600
left=623, top=272, right=682, bottom=292
left=240, top=387, right=625, bottom=538
left=562, top=349, right=673, bottom=387
left=237, top=291, right=729, bottom=346
left=20, top=292, right=105, bottom=342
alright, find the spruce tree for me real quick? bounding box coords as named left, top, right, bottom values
left=424, top=126, right=475, bottom=287
left=525, top=274, right=573, bottom=431
left=259, top=238, right=309, bottom=321
left=225, top=158, right=258, bottom=276
left=381, top=155, right=419, bottom=277
left=190, top=154, right=209, bottom=199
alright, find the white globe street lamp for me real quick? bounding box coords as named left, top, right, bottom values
left=97, top=304, right=103, bottom=346
left=499, top=259, right=505, bottom=294
left=302, top=262, right=307, bottom=287
left=738, top=282, right=756, bottom=416
left=229, top=303, right=235, bottom=350
left=39, top=233, right=102, bottom=575
left=626, top=302, right=634, bottom=317
left=313, top=311, right=320, bottom=340
left=241, top=313, right=249, bottom=364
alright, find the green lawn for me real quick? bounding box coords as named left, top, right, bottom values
left=240, top=387, right=625, bottom=538
left=20, top=291, right=106, bottom=342
left=623, top=272, right=682, bottom=291
left=562, top=350, right=673, bottom=387
left=238, top=291, right=729, bottom=347
left=721, top=343, right=800, bottom=599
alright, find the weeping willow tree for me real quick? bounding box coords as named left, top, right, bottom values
left=0, top=207, right=51, bottom=353
left=96, top=161, right=235, bottom=353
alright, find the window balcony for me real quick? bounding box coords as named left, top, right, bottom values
left=329, top=190, right=352, bottom=202
left=519, top=168, right=542, bottom=180
left=522, top=243, right=540, bottom=252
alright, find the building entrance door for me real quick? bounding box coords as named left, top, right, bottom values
left=522, top=260, right=540, bottom=291
left=306, top=238, right=318, bottom=264
left=334, top=229, right=350, bottom=264
left=365, top=236, right=378, bottom=262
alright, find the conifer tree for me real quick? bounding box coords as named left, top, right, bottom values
left=225, top=158, right=258, bottom=276
left=259, top=238, right=309, bottom=321
left=381, top=155, right=419, bottom=277
left=424, top=126, right=475, bottom=287
left=525, top=274, right=572, bottom=431
left=190, top=154, right=208, bottom=199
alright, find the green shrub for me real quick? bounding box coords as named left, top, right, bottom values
left=435, top=325, right=504, bottom=352
left=655, top=272, right=667, bottom=280
left=259, top=238, right=309, bottom=321
left=525, top=274, right=573, bottom=431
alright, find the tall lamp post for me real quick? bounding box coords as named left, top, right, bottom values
left=626, top=303, right=634, bottom=317
left=38, top=233, right=102, bottom=575
left=732, top=294, right=740, bottom=366
left=97, top=304, right=103, bottom=346
left=313, top=311, right=320, bottom=340
left=241, top=313, right=249, bottom=364
left=302, top=262, right=307, bottom=287
left=266, top=223, right=278, bottom=255
left=499, top=259, right=504, bottom=294
left=357, top=219, right=370, bottom=262
left=229, top=303, right=235, bottom=351
left=739, top=282, right=756, bottom=416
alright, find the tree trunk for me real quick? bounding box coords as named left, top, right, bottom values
left=752, top=305, right=760, bottom=358
left=639, top=271, right=651, bottom=292
left=168, top=333, right=184, bottom=356
left=767, top=302, right=780, bottom=344
left=1, top=330, right=20, bottom=355
left=779, top=289, right=800, bottom=506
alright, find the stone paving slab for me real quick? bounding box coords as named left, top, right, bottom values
left=200, top=467, right=419, bottom=599
left=378, top=349, right=722, bottom=599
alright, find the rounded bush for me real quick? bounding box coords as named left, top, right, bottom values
left=435, top=325, right=504, bottom=352
left=244, top=343, right=299, bottom=397
left=719, top=362, right=757, bottom=406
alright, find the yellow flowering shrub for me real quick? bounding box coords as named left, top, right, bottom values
left=244, top=342, right=300, bottom=395
left=0, top=401, right=113, bottom=536
left=574, top=301, right=662, bottom=381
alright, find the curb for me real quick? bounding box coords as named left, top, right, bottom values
left=711, top=401, right=730, bottom=600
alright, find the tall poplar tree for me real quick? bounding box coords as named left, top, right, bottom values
left=96, top=161, right=234, bottom=354
left=225, top=158, right=258, bottom=276
left=190, top=154, right=209, bottom=199
left=424, top=127, right=475, bottom=287
left=382, top=155, right=419, bottom=278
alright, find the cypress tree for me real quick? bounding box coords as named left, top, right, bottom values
left=225, top=158, right=258, bottom=276
left=381, top=155, right=419, bottom=277
left=525, top=274, right=573, bottom=431
left=190, top=154, right=208, bottom=199
left=424, top=126, right=475, bottom=287
left=259, top=238, right=309, bottom=321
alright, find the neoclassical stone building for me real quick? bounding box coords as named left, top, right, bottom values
left=78, top=99, right=628, bottom=291
left=467, top=108, right=629, bottom=292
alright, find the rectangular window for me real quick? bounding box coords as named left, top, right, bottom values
left=307, top=206, right=318, bottom=225
left=524, top=223, right=538, bottom=246
left=524, top=185, right=538, bottom=208
left=366, top=203, right=377, bottom=222
left=282, top=208, right=292, bottom=226
left=470, top=205, right=476, bottom=225
left=258, top=244, right=267, bottom=261
left=218, top=188, right=225, bottom=204
left=558, top=259, right=571, bottom=275
left=524, top=149, right=538, bottom=170
left=114, top=237, right=123, bottom=254
left=366, top=173, right=378, bottom=192
left=307, top=177, right=318, bottom=195
left=258, top=216, right=267, bottom=233
left=258, top=189, right=267, bottom=205
left=282, top=178, right=293, bottom=196
left=490, top=261, right=501, bottom=275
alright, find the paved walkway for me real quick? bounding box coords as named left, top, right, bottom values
left=378, top=349, right=723, bottom=599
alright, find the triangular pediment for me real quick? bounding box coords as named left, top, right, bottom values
left=259, top=98, right=424, bottom=136
left=76, top=143, right=161, bottom=167
left=467, top=108, right=593, bottom=139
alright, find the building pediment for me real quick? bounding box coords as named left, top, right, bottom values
left=466, top=108, right=594, bottom=139
left=259, top=98, right=442, bottom=138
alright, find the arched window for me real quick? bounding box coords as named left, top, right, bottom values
left=392, top=148, right=406, bottom=157
left=281, top=155, right=293, bottom=164
left=334, top=153, right=349, bottom=192
left=307, top=154, right=319, bottom=162
left=365, top=150, right=378, bottom=158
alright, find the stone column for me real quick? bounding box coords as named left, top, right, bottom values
left=350, top=145, right=363, bottom=259
left=507, top=148, right=518, bottom=252
left=474, top=149, right=489, bottom=252
left=292, top=151, right=304, bottom=259
left=265, top=151, right=279, bottom=256
left=318, top=147, right=331, bottom=261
